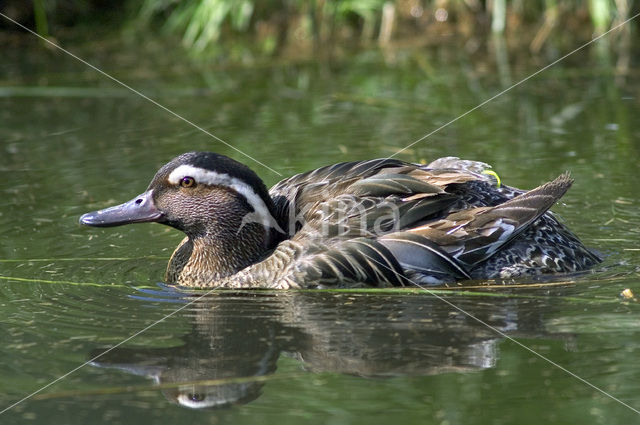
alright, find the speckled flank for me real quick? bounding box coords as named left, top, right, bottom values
left=471, top=213, right=601, bottom=279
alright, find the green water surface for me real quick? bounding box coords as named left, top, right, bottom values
left=1, top=34, right=640, bottom=424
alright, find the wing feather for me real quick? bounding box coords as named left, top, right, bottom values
left=408, top=173, right=573, bottom=267
left=298, top=238, right=406, bottom=287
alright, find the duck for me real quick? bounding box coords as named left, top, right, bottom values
left=79, top=152, right=601, bottom=289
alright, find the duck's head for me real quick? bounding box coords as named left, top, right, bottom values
left=80, top=152, right=284, bottom=283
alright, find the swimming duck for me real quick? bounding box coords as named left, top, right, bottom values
left=79, top=152, right=600, bottom=288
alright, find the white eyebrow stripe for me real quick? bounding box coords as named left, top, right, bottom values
left=168, top=164, right=278, bottom=229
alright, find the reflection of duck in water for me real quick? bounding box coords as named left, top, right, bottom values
left=91, top=294, right=286, bottom=409
left=80, top=152, right=600, bottom=288
left=90, top=291, right=571, bottom=409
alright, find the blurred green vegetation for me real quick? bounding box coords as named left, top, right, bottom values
left=0, top=0, right=636, bottom=57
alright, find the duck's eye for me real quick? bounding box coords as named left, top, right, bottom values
left=187, top=393, right=205, bottom=402
left=180, top=176, right=196, bottom=188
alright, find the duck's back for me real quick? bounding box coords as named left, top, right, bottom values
left=255, top=158, right=600, bottom=288
left=270, top=158, right=484, bottom=236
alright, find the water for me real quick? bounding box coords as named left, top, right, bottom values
left=1, top=34, right=640, bottom=424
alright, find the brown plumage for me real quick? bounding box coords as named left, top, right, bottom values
left=80, top=153, right=600, bottom=288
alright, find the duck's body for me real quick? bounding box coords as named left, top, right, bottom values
left=80, top=152, right=600, bottom=288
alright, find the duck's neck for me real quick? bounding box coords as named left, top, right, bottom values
left=165, top=224, right=272, bottom=286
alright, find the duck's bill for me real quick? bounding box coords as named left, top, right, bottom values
left=79, top=191, right=163, bottom=227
